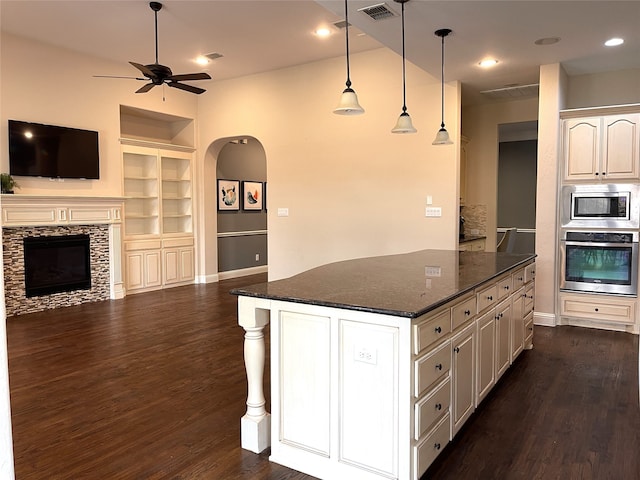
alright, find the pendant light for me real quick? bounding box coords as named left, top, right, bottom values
left=433, top=28, right=453, bottom=145
left=333, top=0, right=364, bottom=115
left=391, top=0, right=417, bottom=133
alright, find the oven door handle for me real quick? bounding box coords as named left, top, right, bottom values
left=562, top=241, right=636, bottom=248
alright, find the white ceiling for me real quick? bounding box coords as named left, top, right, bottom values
left=2, top=1, right=639, bottom=106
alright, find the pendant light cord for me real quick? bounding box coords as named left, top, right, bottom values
left=344, top=0, right=352, bottom=88
left=401, top=1, right=407, bottom=113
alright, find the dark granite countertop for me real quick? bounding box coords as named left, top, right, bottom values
left=231, top=249, right=535, bottom=319
left=458, top=234, right=487, bottom=243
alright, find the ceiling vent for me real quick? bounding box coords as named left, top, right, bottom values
left=358, top=3, right=398, bottom=21
left=480, top=84, right=539, bottom=99
left=333, top=20, right=350, bottom=29
left=205, top=52, right=224, bottom=61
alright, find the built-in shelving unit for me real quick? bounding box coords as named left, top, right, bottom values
left=120, top=105, right=196, bottom=294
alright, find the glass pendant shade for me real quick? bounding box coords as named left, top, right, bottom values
left=392, top=112, right=417, bottom=134
left=432, top=126, right=453, bottom=145
left=334, top=87, right=365, bottom=115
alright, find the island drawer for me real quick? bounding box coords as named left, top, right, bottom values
left=476, top=283, right=497, bottom=314
left=414, top=340, right=451, bottom=398
left=414, top=412, right=450, bottom=480
left=415, top=377, right=450, bottom=440
left=413, top=309, right=451, bottom=355
left=524, top=283, right=535, bottom=314
left=496, top=275, right=512, bottom=301
left=451, top=295, right=476, bottom=331
left=512, top=267, right=526, bottom=290
left=524, top=262, right=536, bottom=283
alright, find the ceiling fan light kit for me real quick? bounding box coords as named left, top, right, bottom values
left=97, top=1, right=211, bottom=95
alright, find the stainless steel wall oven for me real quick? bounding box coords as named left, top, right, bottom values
left=561, top=184, right=640, bottom=229
left=560, top=231, right=639, bottom=296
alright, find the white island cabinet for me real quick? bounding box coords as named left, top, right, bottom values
left=233, top=250, right=536, bottom=480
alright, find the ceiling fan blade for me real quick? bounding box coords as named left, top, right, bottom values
left=135, top=83, right=156, bottom=93
left=94, top=75, right=146, bottom=80
left=129, top=61, right=157, bottom=79
left=167, top=82, right=206, bottom=95
left=168, top=72, right=212, bottom=82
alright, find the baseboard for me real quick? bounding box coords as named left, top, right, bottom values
left=218, top=265, right=268, bottom=281
left=534, top=311, right=557, bottom=327
left=196, top=273, right=220, bottom=284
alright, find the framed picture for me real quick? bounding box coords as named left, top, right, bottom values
left=217, top=179, right=240, bottom=210
left=242, top=181, right=263, bottom=211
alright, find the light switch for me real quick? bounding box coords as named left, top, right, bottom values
left=426, top=195, right=433, bottom=205
left=425, top=207, right=442, bottom=217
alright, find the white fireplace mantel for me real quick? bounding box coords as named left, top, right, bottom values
left=0, top=194, right=124, bottom=228
left=1, top=194, right=125, bottom=300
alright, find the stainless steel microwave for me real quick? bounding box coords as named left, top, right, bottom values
left=561, top=184, right=640, bottom=229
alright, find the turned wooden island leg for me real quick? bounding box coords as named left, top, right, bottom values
left=237, top=296, right=271, bottom=453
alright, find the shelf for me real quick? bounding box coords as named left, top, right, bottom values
left=126, top=214, right=159, bottom=219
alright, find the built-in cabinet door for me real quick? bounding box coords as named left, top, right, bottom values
left=476, top=309, right=496, bottom=406
left=602, top=114, right=640, bottom=180
left=564, top=117, right=600, bottom=181
left=163, top=247, right=195, bottom=285
left=495, top=299, right=511, bottom=380
left=451, top=323, right=475, bottom=437
left=125, top=249, right=162, bottom=292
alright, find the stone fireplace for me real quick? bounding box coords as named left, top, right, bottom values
left=1, top=195, right=124, bottom=317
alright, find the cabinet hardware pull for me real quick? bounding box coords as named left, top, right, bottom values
left=595, top=308, right=599, bottom=312
left=454, top=347, right=460, bottom=354
left=435, top=403, right=442, bottom=410
left=435, top=326, right=442, bottom=334
left=495, top=315, right=500, bottom=320
left=434, top=443, right=441, bottom=450
left=464, top=309, right=471, bottom=315
left=504, top=285, right=509, bottom=290
left=435, top=363, right=443, bottom=370
left=487, top=295, right=493, bottom=301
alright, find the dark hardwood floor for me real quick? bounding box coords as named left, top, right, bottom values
left=7, top=275, right=640, bottom=479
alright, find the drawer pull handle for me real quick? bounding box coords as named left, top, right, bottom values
left=434, top=443, right=441, bottom=451
left=454, top=347, right=460, bottom=354
left=435, top=403, right=442, bottom=411
left=487, top=295, right=493, bottom=301
left=595, top=308, right=599, bottom=312
left=504, top=285, right=510, bottom=290
left=464, top=309, right=471, bottom=316
left=495, top=315, right=500, bottom=320
left=519, top=277, right=523, bottom=281
left=435, top=326, right=442, bottom=334
left=500, top=313, right=504, bottom=318
left=435, top=363, right=443, bottom=371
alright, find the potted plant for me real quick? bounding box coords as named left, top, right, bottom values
left=1, top=173, right=19, bottom=194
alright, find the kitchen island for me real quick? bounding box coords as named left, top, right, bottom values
left=233, top=249, right=536, bottom=480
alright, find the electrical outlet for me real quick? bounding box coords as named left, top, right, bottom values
left=354, top=345, right=377, bottom=365
left=255, top=254, right=260, bottom=261
left=277, top=208, right=289, bottom=217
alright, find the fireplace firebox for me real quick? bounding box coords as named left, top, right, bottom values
left=23, top=234, right=91, bottom=297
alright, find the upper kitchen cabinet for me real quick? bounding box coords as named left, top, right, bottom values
left=563, top=111, right=640, bottom=182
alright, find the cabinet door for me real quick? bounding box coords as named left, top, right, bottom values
left=163, top=247, right=195, bottom=285
left=451, top=324, right=475, bottom=437
left=125, top=251, right=145, bottom=290
left=126, top=249, right=162, bottom=291
left=563, top=117, right=600, bottom=181
left=476, top=309, right=496, bottom=406
left=495, top=299, right=511, bottom=380
left=144, top=250, right=162, bottom=288
left=511, top=288, right=525, bottom=362
left=602, top=114, right=640, bottom=180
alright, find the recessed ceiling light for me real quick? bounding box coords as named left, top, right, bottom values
left=314, top=27, right=332, bottom=38
left=195, top=56, right=210, bottom=65
left=605, top=37, right=624, bottom=47
left=479, top=59, right=499, bottom=68
left=534, top=37, right=561, bottom=46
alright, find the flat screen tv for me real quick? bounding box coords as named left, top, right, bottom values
left=8, top=120, right=100, bottom=179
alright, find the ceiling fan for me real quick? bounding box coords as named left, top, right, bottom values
left=96, top=1, right=211, bottom=95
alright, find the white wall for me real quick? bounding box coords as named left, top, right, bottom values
left=0, top=33, right=198, bottom=195
left=567, top=67, right=640, bottom=109
left=197, top=48, right=461, bottom=280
